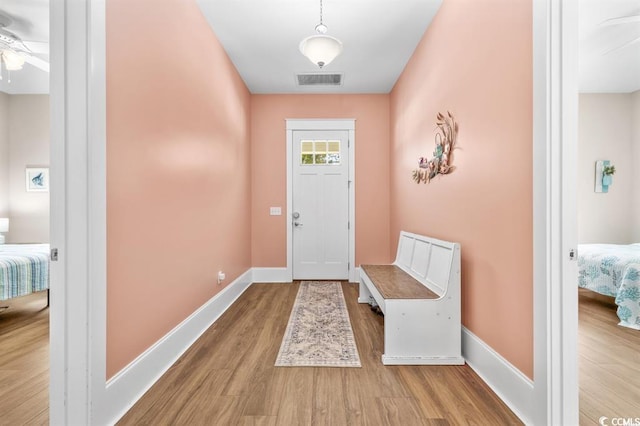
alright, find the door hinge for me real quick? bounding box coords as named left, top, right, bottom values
left=348, top=221, right=350, bottom=229
left=348, top=262, right=350, bottom=270
left=348, top=139, right=350, bottom=148
left=50, top=248, right=59, bottom=261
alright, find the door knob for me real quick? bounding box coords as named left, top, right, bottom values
left=292, top=212, right=300, bottom=219
left=294, top=221, right=303, bottom=227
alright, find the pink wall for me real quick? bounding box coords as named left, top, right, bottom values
left=390, top=0, right=533, bottom=377
left=251, top=95, right=391, bottom=268
left=106, top=0, right=251, bottom=378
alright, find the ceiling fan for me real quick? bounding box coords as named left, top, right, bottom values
left=599, top=13, right=640, bottom=55
left=0, top=14, right=49, bottom=81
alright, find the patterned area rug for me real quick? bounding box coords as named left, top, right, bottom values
left=275, top=281, right=361, bottom=367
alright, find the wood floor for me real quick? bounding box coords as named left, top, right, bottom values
left=578, top=288, right=640, bottom=426
left=0, top=291, right=49, bottom=425
left=2, top=285, right=639, bottom=425
left=119, top=282, right=520, bottom=425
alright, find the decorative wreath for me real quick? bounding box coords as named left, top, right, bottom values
left=412, top=111, right=458, bottom=184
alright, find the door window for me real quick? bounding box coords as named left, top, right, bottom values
left=300, top=140, right=341, bottom=165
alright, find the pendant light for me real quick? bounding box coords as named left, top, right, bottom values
left=299, top=0, right=342, bottom=69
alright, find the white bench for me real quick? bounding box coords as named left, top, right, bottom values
left=359, top=231, right=463, bottom=365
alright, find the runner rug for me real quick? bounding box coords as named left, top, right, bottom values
left=275, top=281, right=361, bottom=367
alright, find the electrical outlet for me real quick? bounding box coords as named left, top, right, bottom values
left=217, top=271, right=226, bottom=284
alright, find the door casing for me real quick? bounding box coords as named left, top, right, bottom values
left=286, top=119, right=356, bottom=283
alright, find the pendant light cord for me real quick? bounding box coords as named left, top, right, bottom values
left=319, top=0, right=323, bottom=26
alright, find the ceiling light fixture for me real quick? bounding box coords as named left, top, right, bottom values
left=299, top=0, right=342, bottom=69
left=0, top=48, right=25, bottom=83
left=1, top=49, right=25, bottom=70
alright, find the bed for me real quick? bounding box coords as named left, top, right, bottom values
left=0, top=244, right=50, bottom=302
left=578, top=243, right=640, bottom=330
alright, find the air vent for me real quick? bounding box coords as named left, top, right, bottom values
left=296, top=73, right=343, bottom=86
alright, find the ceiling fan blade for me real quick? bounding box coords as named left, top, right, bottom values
left=600, top=14, right=640, bottom=26
left=602, top=34, right=640, bottom=55
left=22, top=41, right=48, bottom=55
left=23, top=55, right=49, bottom=73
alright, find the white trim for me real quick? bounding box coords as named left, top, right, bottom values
left=50, top=0, right=106, bottom=424
left=285, top=119, right=356, bottom=282
left=382, top=355, right=464, bottom=365
left=532, top=1, right=549, bottom=421
left=98, top=270, right=253, bottom=424
left=89, top=0, right=108, bottom=422
left=347, top=125, right=356, bottom=283
left=285, top=119, right=356, bottom=131
left=252, top=267, right=291, bottom=283
left=532, top=0, right=579, bottom=424
left=48, top=0, right=67, bottom=421
left=353, top=266, right=361, bottom=284
left=462, top=327, right=534, bottom=425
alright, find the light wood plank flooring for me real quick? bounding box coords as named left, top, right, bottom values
left=119, top=283, right=521, bottom=425
left=578, top=288, right=640, bottom=425
left=3, top=285, right=639, bottom=425
left=0, top=291, right=49, bottom=425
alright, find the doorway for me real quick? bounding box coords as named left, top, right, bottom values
left=286, top=119, right=356, bottom=283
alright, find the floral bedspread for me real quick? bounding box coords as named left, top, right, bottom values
left=578, top=244, right=640, bottom=330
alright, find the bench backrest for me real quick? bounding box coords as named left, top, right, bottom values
left=394, top=231, right=460, bottom=296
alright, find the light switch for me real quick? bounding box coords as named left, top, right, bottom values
left=270, top=207, right=282, bottom=216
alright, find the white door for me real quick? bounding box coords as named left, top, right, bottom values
left=292, top=130, right=349, bottom=280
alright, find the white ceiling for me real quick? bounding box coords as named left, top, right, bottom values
left=2, top=0, right=639, bottom=95
left=579, top=0, right=640, bottom=93
left=196, top=0, right=442, bottom=94
left=0, top=0, right=49, bottom=95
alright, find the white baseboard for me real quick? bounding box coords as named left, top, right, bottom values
left=351, top=266, right=361, bottom=284
left=251, top=266, right=359, bottom=283
left=462, top=327, right=534, bottom=425
left=101, top=269, right=253, bottom=425
left=252, top=267, right=290, bottom=283
left=381, top=355, right=465, bottom=365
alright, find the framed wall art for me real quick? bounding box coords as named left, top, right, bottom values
left=26, top=167, right=49, bottom=192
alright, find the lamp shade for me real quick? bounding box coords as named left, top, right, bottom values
left=299, top=35, right=343, bottom=68
left=0, top=218, right=8, bottom=233
left=1, top=49, right=25, bottom=71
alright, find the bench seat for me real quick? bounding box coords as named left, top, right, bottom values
left=359, top=231, right=463, bottom=365
left=360, top=265, right=439, bottom=300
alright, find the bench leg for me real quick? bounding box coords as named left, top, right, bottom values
left=358, top=280, right=372, bottom=304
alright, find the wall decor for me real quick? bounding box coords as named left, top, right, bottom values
left=412, top=111, right=458, bottom=184
left=25, top=167, right=49, bottom=192
left=594, top=160, right=615, bottom=193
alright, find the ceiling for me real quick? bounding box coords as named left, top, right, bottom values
left=196, top=0, right=442, bottom=94
left=0, top=0, right=49, bottom=95
left=579, top=0, right=640, bottom=93
left=1, top=0, right=639, bottom=95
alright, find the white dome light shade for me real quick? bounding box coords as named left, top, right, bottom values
left=1, top=49, right=25, bottom=70
left=299, top=35, right=343, bottom=68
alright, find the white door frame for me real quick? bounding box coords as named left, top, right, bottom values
left=532, top=0, right=579, bottom=424
left=48, top=1, right=580, bottom=422
left=50, top=0, right=107, bottom=424
left=286, top=119, right=356, bottom=283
